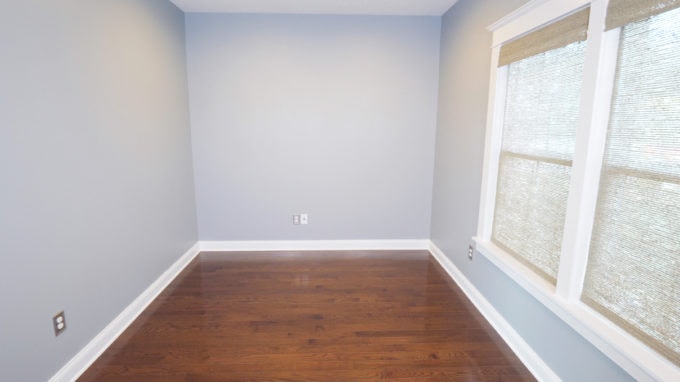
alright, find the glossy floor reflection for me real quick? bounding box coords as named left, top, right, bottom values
left=79, top=250, right=535, bottom=381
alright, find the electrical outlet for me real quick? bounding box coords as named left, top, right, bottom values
left=293, top=215, right=300, bottom=225
left=53, top=311, right=66, bottom=336
left=300, top=213, right=308, bottom=225
left=467, top=245, right=474, bottom=260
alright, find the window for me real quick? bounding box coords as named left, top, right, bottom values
left=492, top=9, right=589, bottom=283
left=479, top=0, right=680, bottom=380
left=582, top=3, right=680, bottom=368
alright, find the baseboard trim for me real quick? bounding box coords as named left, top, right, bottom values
left=198, top=239, right=430, bottom=252
left=49, top=242, right=201, bottom=382
left=49, top=239, right=552, bottom=381
left=428, top=241, right=560, bottom=382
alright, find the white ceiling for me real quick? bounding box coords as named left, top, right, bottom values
left=169, top=0, right=460, bottom=16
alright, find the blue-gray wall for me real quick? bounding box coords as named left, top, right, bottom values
left=185, top=14, right=441, bottom=240
left=0, top=1, right=639, bottom=380
left=429, top=0, right=633, bottom=380
left=0, top=1, right=197, bottom=380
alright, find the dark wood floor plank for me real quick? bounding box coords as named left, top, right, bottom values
left=79, top=250, right=534, bottom=381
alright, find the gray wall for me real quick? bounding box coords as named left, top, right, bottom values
left=0, top=1, right=197, bottom=380
left=430, top=0, right=633, bottom=380
left=0, top=1, right=639, bottom=380
left=186, top=14, right=441, bottom=240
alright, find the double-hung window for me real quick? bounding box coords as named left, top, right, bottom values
left=478, top=0, right=680, bottom=380
left=492, top=8, right=589, bottom=284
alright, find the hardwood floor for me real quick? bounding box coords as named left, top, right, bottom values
left=79, top=250, right=534, bottom=381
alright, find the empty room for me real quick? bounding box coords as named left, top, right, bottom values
left=1, top=0, right=678, bottom=381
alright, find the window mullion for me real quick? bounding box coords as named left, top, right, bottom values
left=555, top=1, right=620, bottom=301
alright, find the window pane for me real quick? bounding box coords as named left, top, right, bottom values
left=493, top=154, right=571, bottom=282
left=583, top=7, right=680, bottom=366
left=492, top=40, right=586, bottom=283
left=501, top=41, right=585, bottom=161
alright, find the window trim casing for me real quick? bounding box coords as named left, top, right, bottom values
left=476, top=0, right=680, bottom=380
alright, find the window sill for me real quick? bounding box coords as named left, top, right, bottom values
left=472, top=238, right=680, bottom=381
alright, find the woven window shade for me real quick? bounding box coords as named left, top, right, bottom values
left=606, top=0, right=680, bottom=30
left=499, top=7, right=589, bottom=67
left=583, top=7, right=680, bottom=367
left=492, top=40, right=586, bottom=283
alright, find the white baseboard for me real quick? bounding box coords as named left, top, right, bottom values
left=49, top=239, right=551, bottom=382
left=199, top=239, right=430, bottom=252
left=428, top=242, right=560, bottom=382
left=49, top=239, right=425, bottom=381
left=49, top=243, right=201, bottom=382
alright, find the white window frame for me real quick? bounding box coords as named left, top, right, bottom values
left=475, top=0, right=680, bottom=380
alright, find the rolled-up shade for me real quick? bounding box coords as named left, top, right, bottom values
left=606, top=0, right=680, bottom=30
left=499, top=7, right=589, bottom=67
